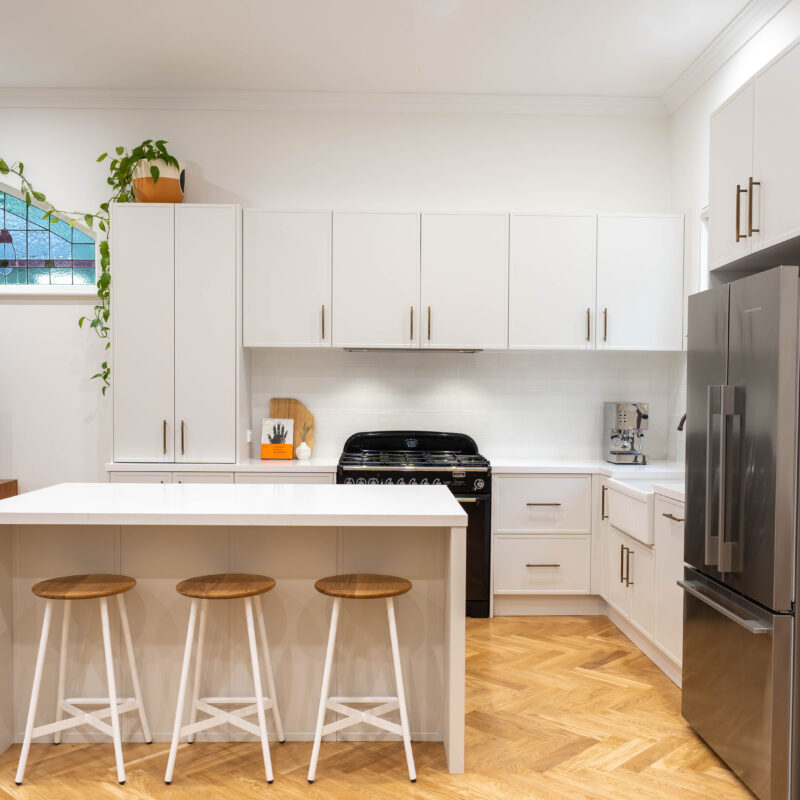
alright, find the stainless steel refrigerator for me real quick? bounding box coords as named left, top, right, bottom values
left=683, top=265, right=800, bottom=800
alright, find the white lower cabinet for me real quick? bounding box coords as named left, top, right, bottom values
left=108, top=472, right=172, bottom=484
left=653, top=496, right=685, bottom=664
left=173, top=472, right=234, bottom=484
left=494, top=535, right=591, bottom=594
left=605, top=524, right=655, bottom=639
left=234, top=473, right=335, bottom=484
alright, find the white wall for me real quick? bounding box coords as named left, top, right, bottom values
left=251, top=349, right=684, bottom=461
left=0, top=107, right=674, bottom=490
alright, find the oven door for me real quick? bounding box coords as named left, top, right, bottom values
left=455, top=494, right=491, bottom=618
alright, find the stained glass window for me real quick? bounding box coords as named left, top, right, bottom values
left=0, top=188, right=96, bottom=286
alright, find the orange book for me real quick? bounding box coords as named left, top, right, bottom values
left=261, top=418, right=294, bottom=460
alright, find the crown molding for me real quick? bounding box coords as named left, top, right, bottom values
left=0, top=87, right=668, bottom=116
left=662, top=0, right=791, bottom=113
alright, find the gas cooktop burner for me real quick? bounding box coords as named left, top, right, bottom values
left=339, top=451, right=489, bottom=469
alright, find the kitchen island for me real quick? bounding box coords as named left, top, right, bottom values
left=0, top=482, right=467, bottom=772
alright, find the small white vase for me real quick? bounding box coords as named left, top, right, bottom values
left=296, top=441, right=311, bottom=461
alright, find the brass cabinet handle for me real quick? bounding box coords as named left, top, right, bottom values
left=603, top=308, right=608, bottom=342
left=321, top=305, right=325, bottom=340
left=586, top=308, right=591, bottom=342
left=620, top=544, right=626, bottom=583
left=181, top=420, right=185, bottom=455
left=662, top=512, right=685, bottom=523
left=526, top=502, right=561, bottom=507
left=748, top=177, right=760, bottom=236
left=427, top=306, right=431, bottom=341
left=163, top=420, right=167, bottom=455
left=601, top=485, right=608, bottom=520
left=526, top=563, right=560, bottom=568
left=625, top=547, right=634, bottom=587
left=410, top=306, right=414, bottom=341
left=735, top=184, right=748, bottom=242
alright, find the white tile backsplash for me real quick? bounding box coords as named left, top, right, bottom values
left=250, top=349, right=687, bottom=461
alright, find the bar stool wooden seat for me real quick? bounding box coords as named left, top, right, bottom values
left=308, top=573, right=416, bottom=784
left=165, top=573, right=284, bottom=785
left=16, top=574, right=151, bottom=786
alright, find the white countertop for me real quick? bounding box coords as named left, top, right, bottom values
left=651, top=480, right=685, bottom=503
left=107, top=457, right=685, bottom=479
left=0, top=482, right=468, bottom=527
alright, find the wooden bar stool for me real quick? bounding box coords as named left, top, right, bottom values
left=15, top=574, right=151, bottom=786
left=308, top=573, right=416, bottom=784
left=165, top=573, right=285, bottom=785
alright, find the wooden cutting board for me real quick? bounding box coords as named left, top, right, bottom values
left=269, top=398, right=315, bottom=454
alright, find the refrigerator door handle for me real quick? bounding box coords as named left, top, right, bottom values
left=705, top=386, right=721, bottom=566
left=718, top=385, right=744, bottom=573
left=678, top=580, right=772, bottom=634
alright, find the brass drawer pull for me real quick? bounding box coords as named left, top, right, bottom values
left=181, top=420, right=185, bottom=455
left=620, top=544, right=626, bottom=583
left=525, top=563, right=560, bottom=568
left=601, top=485, right=608, bottom=520
left=662, top=512, right=685, bottom=523
left=410, top=306, right=414, bottom=340
left=586, top=307, right=591, bottom=342
left=625, top=547, right=634, bottom=587
left=321, top=305, right=325, bottom=339
left=603, top=308, right=608, bottom=342
left=427, top=306, right=431, bottom=341
left=163, top=420, right=167, bottom=455
left=526, top=502, right=561, bottom=507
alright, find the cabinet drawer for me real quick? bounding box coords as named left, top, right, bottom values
left=494, top=536, right=591, bottom=594
left=494, top=475, right=591, bottom=533
left=234, top=473, right=335, bottom=484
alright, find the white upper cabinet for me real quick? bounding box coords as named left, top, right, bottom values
left=174, top=206, right=237, bottom=463
left=596, top=215, right=684, bottom=351
left=243, top=211, right=331, bottom=347
left=752, top=41, right=800, bottom=251
left=332, top=212, right=420, bottom=348
left=509, top=215, right=596, bottom=349
left=709, top=82, right=754, bottom=270
left=421, top=214, right=509, bottom=349
left=112, top=203, right=238, bottom=464
left=112, top=204, right=175, bottom=462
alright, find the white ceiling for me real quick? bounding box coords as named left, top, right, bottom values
left=1, top=0, right=754, bottom=97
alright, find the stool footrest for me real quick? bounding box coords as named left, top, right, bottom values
left=32, top=698, right=141, bottom=740
left=321, top=696, right=403, bottom=738
left=179, top=697, right=277, bottom=740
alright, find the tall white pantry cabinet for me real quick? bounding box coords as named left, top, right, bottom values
left=111, top=203, right=238, bottom=463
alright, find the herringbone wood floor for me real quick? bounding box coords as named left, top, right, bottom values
left=0, top=616, right=754, bottom=799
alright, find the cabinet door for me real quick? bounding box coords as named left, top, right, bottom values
left=596, top=215, right=683, bottom=350
left=174, top=206, right=237, bottom=463
left=173, top=472, right=234, bottom=484
left=753, top=42, right=800, bottom=251
left=421, top=214, right=508, bottom=349
left=591, top=480, right=610, bottom=598
left=654, top=496, right=685, bottom=663
left=112, top=204, right=175, bottom=462
left=709, top=82, right=754, bottom=269
left=628, top=537, right=655, bottom=639
left=332, top=213, right=420, bottom=348
left=509, top=215, right=596, bottom=349
left=605, top=527, right=631, bottom=617
left=243, top=211, right=331, bottom=347
left=108, top=472, right=172, bottom=483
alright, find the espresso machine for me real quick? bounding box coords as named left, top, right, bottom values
left=603, top=402, right=649, bottom=464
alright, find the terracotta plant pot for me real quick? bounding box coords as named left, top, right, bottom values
left=132, top=158, right=186, bottom=203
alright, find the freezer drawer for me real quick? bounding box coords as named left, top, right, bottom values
left=681, top=569, right=792, bottom=800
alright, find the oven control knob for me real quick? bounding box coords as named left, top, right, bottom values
left=356, top=478, right=366, bottom=485
left=409, top=478, right=416, bottom=485
left=384, top=478, right=393, bottom=485
left=344, top=478, right=355, bottom=484
left=420, top=478, right=428, bottom=485
left=474, top=478, right=485, bottom=490
left=396, top=478, right=404, bottom=485
left=432, top=478, right=441, bottom=485
left=368, top=478, right=379, bottom=485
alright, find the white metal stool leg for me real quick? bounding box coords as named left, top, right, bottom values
left=386, top=597, right=416, bottom=782
left=117, top=593, right=152, bottom=745
left=308, top=597, right=340, bottom=784
left=16, top=599, right=53, bottom=785
left=53, top=600, right=70, bottom=745
left=187, top=598, right=208, bottom=744
left=255, top=595, right=285, bottom=743
left=165, top=598, right=198, bottom=785
left=245, top=597, right=274, bottom=784
left=100, top=597, right=126, bottom=784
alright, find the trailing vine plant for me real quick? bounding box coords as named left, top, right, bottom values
left=0, top=140, right=178, bottom=395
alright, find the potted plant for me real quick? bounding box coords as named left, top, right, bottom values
left=296, top=422, right=313, bottom=461
left=99, top=139, right=185, bottom=203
